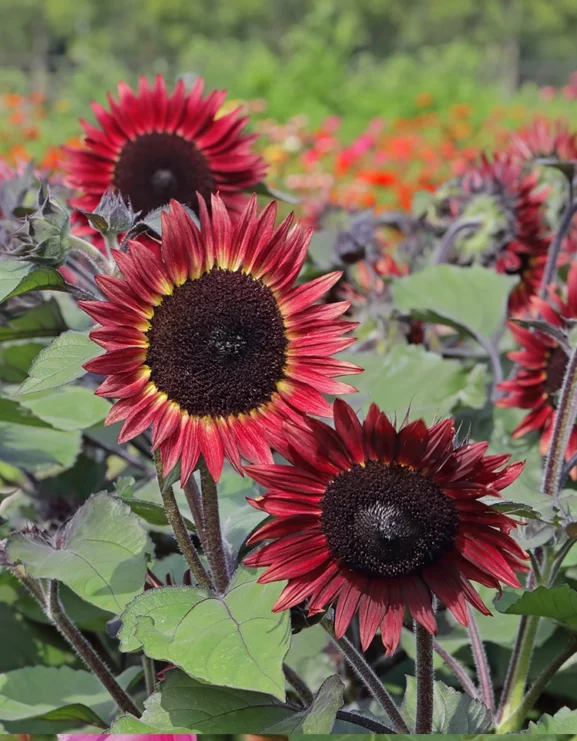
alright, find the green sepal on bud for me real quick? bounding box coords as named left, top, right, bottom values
left=12, top=183, right=71, bottom=267
left=80, top=188, right=138, bottom=235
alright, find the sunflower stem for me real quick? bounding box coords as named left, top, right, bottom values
left=467, top=605, right=494, bottom=714
left=415, top=622, right=435, bottom=733
left=153, top=450, right=213, bottom=591
left=335, top=709, right=395, bottom=734
left=474, top=333, right=503, bottom=401
left=321, top=617, right=411, bottom=734
left=561, top=449, right=577, bottom=485
left=542, top=339, right=577, bottom=500
left=68, top=234, right=115, bottom=275
left=8, top=563, right=47, bottom=607
left=283, top=663, right=314, bottom=706
left=433, top=218, right=483, bottom=264
left=141, top=653, right=156, bottom=696
left=496, top=548, right=555, bottom=727
left=433, top=638, right=478, bottom=699
left=498, top=633, right=577, bottom=732
left=199, top=457, right=230, bottom=594
left=46, top=580, right=141, bottom=717
left=538, top=186, right=577, bottom=299
left=549, top=537, right=577, bottom=585
left=103, top=231, right=119, bottom=259
left=183, top=475, right=205, bottom=538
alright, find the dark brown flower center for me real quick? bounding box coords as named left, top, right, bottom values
left=145, top=269, right=288, bottom=418
left=113, top=133, right=215, bottom=216
left=320, top=460, right=459, bottom=578
left=544, top=345, right=569, bottom=401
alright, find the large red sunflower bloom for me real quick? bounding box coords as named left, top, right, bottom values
left=497, top=262, right=577, bottom=473
left=64, top=75, right=266, bottom=223
left=444, top=153, right=550, bottom=315
left=80, top=196, right=360, bottom=483
left=244, top=399, right=527, bottom=654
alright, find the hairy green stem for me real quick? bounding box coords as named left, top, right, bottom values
left=433, top=638, right=478, bottom=699
left=538, top=188, right=577, bottom=298
left=47, top=580, right=140, bottom=717
left=283, top=663, right=314, bottom=706
left=542, top=340, right=577, bottom=499
left=467, top=605, right=494, bottom=714
left=549, top=537, right=577, bottom=585
left=321, top=617, right=411, bottom=734
left=183, top=475, right=205, bottom=537
left=68, top=234, right=115, bottom=275
left=153, top=450, right=212, bottom=590
left=142, top=654, right=156, bottom=696
left=415, top=622, right=434, bottom=733
left=199, top=457, right=229, bottom=593
left=496, top=549, right=555, bottom=727
left=104, top=231, right=119, bottom=259
left=335, top=709, right=395, bottom=734
left=9, top=563, right=47, bottom=606
left=433, top=218, right=482, bottom=264
left=498, top=634, right=577, bottom=732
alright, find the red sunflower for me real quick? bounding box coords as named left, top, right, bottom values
left=80, top=196, right=360, bottom=483
left=507, top=117, right=577, bottom=163
left=244, top=399, right=527, bottom=654
left=64, top=75, right=266, bottom=226
left=497, top=262, right=577, bottom=473
left=444, top=153, right=550, bottom=315
left=507, top=117, right=577, bottom=269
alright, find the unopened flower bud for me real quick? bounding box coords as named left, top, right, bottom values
left=81, top=188, right=138, bottom=235
left=12, top=184, right=71, bottom=267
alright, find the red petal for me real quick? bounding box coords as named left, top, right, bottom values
left=333, top=399, right=365, bottom=463
left=198, top=419, right=224, bottom=482
left=334, top=576, right=365, bottom=638
left=401, top=578, right=436, bottom=634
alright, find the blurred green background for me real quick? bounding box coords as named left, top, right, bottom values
left=1, top=0, right=577, bottom=141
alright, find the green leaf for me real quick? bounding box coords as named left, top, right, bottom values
left=17, top=330, right=103, bottom=395
left=123, top=497, right=196, bottom=532
left=0, top=422, right=81, bottom=472
left=252, top=181, right=300, bottom=204
left=307, top=229, right=338, bottom=270
left=0, top=398, right=51, bottom=427
left=119, top=566, right=291, bottom=699
left=284, top=624, right=333, bottom=693
left=2, top=267, right=66, bottom=301
left=8, top=492, right=152, bottom=613
left=0, top=602, right=75, bottom=672
left=0, top=665, right=139, bottom=724
left=497, top=585, right=577, bottom=630
left=466, top=586, right=554, bottom=648
left=18, top=386, right=110, bottom=431
left=0, top=299, right=67, bottom=342
left=0, top=260, right=32, bottom=302
left=218, top=468, right=266, bottom=556
left=113, top=670, right=295, bottom=733
left=0, top=342, right=44, bottom=383
left=54, top=293, right=94, bottom=331
left=110, top=715, right=167, bottom=733
left=529, top=707, right=577, bottom=733
left=402, top=677, right=491, bottom=733
left=32, top=703, right=106, bottom=728
left=285, top=675, right=344, bottom=734
left=391, top=264, right=517, bottom=340
left=341, top=345, right=487, bottom=424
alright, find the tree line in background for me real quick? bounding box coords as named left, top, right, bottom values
left=1, top=0, right=577, bottom=135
